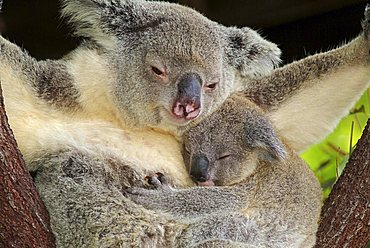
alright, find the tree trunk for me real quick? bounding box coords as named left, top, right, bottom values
left=315, top=119, right=370, bottom=248
left=0, top=85, right=55, bottom=247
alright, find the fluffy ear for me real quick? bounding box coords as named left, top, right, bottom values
left=244, top=112, right=287, bottom=161
left=61, top=0, right=154, bottom=47
left=223, top=27, right=281, bottom=77
left=61, top=0, right=116, bottom=47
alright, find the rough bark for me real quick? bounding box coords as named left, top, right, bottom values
left=315, top=119, right=370, bottom=248
left=0, top=85, right=55, bottom=247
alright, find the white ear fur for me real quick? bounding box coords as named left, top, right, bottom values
left=224, top=27, right=281, bottom=77
left=244, top=114, right=287, bottom=161
left=256, top=137, right=287, bottom=162
left=61, top=0, right=117, bottom=48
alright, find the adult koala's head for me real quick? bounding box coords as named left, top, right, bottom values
left=62, top=0, right=281, bottom=134
left=183, top=95, right=286, bottom=186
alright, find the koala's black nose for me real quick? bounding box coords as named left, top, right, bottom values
left=190, top=154, right=209, bottom=182
left=172, top=73, right=202, bottom=120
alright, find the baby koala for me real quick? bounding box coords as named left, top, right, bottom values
left=127, top=94, right=322, bottom=247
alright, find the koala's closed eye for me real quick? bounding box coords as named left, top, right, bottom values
left=151, top=66, right=165, bottom=76
left=204, top=80, right=219, bottom=92
left=217, top=153, right=231, bottom=160
left=184, top=146, right=191, bottom=154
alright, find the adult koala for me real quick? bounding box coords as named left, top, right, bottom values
left=0, top=0, right=281, bottom=246
left=0, top=0, right=280, bottom=170
left=1, top=0, right=370, bottom=247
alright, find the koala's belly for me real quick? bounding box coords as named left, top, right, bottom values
left=6, top=108, right=193, bottom=187
left=108, top=128, right=195, bottom=187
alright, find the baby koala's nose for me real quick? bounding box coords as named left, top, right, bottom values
left=190, top=154, right=209, bottom=182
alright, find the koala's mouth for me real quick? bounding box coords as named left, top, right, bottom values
left=160, top=106, right=200, bottom=126
left=172, top=101, right=201, bottom=120
left=192, top=173, right=215, bottom=187
left=197, top=179, right=215, bottom=187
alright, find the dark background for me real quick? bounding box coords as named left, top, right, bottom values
left=0, top=0, right=368, bottom=63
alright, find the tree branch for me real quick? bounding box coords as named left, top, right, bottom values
left=0, top=84, right=55, bottom=248
left=315, top=119, right=370, bottom=247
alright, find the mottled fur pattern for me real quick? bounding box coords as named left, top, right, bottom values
left=244, top=21, right=370, bottom=151
left=33, top=151, right=187, bottom=247
left=0, top=1, right=280, bottom=246
left=0, top=0, right=369, bottom=247
left=62, top=0, right=281, bottom=134
left=0, top=0, right=281, bottom=166
left=127, top=95, right=322, bottom=247
left=0, top=37, right=80, bottom=110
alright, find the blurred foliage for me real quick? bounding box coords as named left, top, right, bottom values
left=301, top=87, right=370, bottom=198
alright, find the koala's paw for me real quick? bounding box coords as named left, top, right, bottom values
left=145, top=172, right=171, bottom=190
left=362, top=4, right=370, bottom=38
left=125, top=173, right=174, bottom=210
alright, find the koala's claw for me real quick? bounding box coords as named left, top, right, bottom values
left=145, top=172, right=170, bottom=190
left=125, top=173, right=173, bottom=208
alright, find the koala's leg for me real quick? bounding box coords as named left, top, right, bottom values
left=33, top=151, right=186, bottom=248
left=180, top=211, right=308, bottom=248
left=244, top=5, right=370, bottom=152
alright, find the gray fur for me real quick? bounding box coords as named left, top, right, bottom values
left=245, top=12, right=370, bottom=111
left=0, top=1, right=281, bottom=246
left=244, top=46, right=352, bottom=110
left=224, top=27, right=281, bottom=77
left=243, top=6, right=370, bottom=110
left=127, top=95, right=322, bottom=247
left=61, top=0, right=281, bottom=133
left=0, top=36, right=81, bottom=110
left=1, top=1, right=370, bottom=247
left=1, top=0, right=281, bottom=135
left=242, top=6, right=370, bottom=151
left=33, top=151, right=187, bottom=247
left=61, top=0, right=281, bottom=75
left=37, top=60, right=80, bottom=110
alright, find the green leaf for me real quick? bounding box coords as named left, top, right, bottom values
left=301, top=88, right=370, bottom=196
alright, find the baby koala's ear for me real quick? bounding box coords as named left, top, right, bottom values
left=222, top=26, right=281, bottom=77
left=243, top=111, right=287, bottom=161
left=255, top=131, right=287, bottom=161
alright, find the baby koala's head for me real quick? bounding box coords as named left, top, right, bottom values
left=183, top=95, right=287, bottom=186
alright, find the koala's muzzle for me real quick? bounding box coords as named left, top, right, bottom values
left=172, top=73, right=201, bottom=120
left=190, top=154, right=209, bottom=182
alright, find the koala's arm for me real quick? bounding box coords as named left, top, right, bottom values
left=0, top=35, right=42, bottom=80
left=0, top=36, right=78, bottom=109
left=243, top=7, right=370, bottom=152
left=127, top=187, right=313, bottom=248
left=126, top=185, right=253, bottom=219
